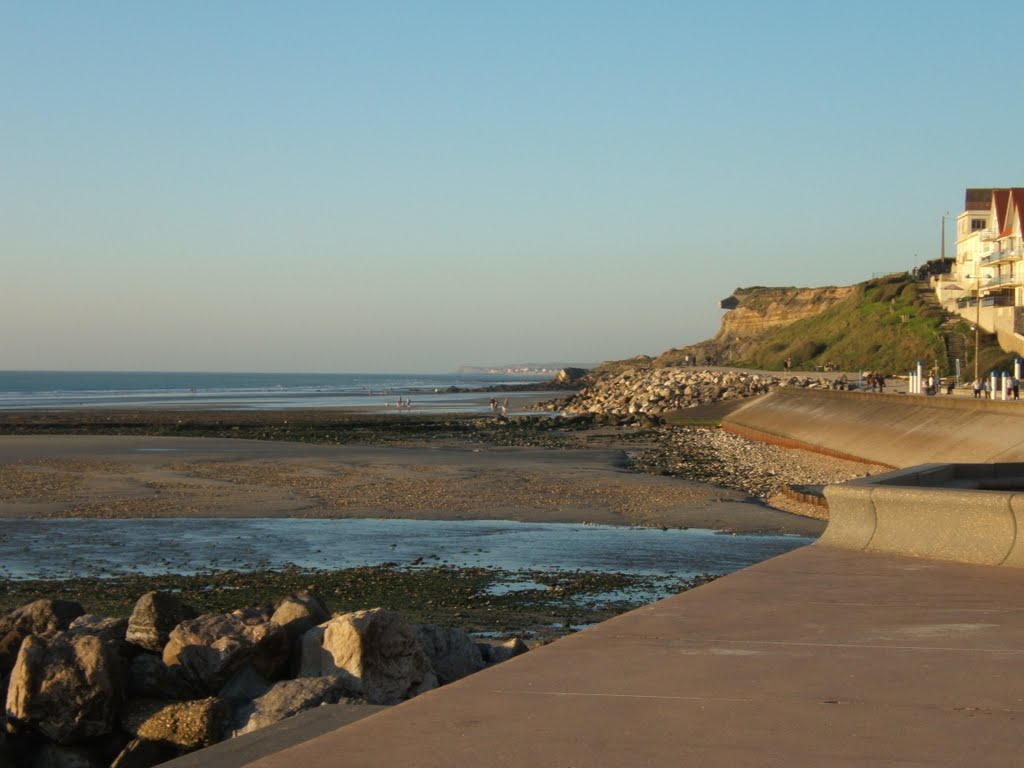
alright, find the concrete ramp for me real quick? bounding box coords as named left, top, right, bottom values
left=723, top=388, right=1024, bottom=467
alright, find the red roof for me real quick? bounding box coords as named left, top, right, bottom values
left=1011, top=188, right=1024, bottom=237
left=993, top=189, right=1011, bottom=236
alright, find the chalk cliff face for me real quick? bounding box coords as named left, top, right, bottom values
left=717, top=286, right=856, bottom=339
left=663, top=285, right=857, bottom=365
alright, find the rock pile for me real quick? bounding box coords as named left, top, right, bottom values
left=554, top=367, right=853, bottom=420
left=629, top=426, right=886, bottom=501
left=1, top=593, right=527, bottom=767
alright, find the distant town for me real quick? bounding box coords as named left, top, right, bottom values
left=458, top=363, right=594, bottom=376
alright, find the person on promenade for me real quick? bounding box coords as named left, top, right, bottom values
left=785, top=357, right=792, bottom=373
left=973, top=377, right=983, bottom=398
left=1014, top=377, right=1020, bottom=400
left=946, top=378, right=955, bottom=395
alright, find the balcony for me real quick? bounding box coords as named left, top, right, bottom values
left=980, top=228, right=1000, bottom=241
left=987, top=274, right=1022, bottom=289
left=980, top=248, right=1024, bottom=267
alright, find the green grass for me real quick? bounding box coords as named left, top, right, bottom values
left=596, top=273, right=1019, bottom=378
left=731, top=274, right=950, bottom=373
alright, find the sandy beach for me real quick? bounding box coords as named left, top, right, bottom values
left=0, top=409, right=849, bottom=638
left=0, top=432, right=823, bottom=535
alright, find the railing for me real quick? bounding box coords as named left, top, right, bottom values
left=980, top=249, right=1024, bottom=266
left=986, top=275, right=1022, bottom=288
left=981, top=294, right=1016, bottom=307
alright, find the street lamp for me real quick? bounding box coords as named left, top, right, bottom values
left=966, top=273, right=989, bottom=381
left=941, top=212, right=951, bottom=263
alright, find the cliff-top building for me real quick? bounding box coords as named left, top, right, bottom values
left=938, top=188, right=1024, bottom=353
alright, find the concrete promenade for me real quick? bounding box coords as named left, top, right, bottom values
left=224, top=543, right=1024, bottom=768
left=170, top=392, right=1024, bottom=767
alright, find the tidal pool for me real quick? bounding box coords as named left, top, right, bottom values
left=0, top=518, right=813, bottom=581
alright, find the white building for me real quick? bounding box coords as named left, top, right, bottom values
left=938, top=188, right=1024, bottom=354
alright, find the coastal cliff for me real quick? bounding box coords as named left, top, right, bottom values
left=649, top=273, right=963, bottom=373
left=681, top=285, right=858, bottom=365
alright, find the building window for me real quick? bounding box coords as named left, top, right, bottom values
left=972, top=219, right=987, bottom=231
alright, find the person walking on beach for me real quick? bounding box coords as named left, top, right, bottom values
left=785, top=357, right=792, bottom=373
left=490, top=398, right=498, bottom=413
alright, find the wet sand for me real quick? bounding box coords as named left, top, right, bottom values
left=0, top=434, right=823, bottom=535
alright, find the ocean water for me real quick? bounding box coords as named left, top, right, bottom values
left=0, top=371, right=551, bottom=412
left=0, top=517, right=813, bottom=583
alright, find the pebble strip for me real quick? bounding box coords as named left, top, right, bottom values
left=631, top=426, right=888, bottom=503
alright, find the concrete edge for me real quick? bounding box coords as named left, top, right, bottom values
left=820, top=464, right=1024, bottom=567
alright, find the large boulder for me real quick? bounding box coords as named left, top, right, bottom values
left=126, top=593, right=196, bottom=654
left=414, top=625, right=485, bottom=684
left=0, top=600, right=85, bottom=676
left=67, top=616, right=129, bottom=647
left=5, top=632, right=122, bottom=745
left=217, top=664, right=269, bottom=705
left=120, top=697, right=227, bottom=751
left=478, top=637, right=529, bottom=664
left=231, top=677, right=358, bottom=737
left=162, top=608, right=288, bottom=693
left=554, top=367, right=587, bottom=384
left=125, top=654, right=194, bottom=701
left=298, top=609, right=437, bottom=704
left=270, top=590, right=329, bottom=645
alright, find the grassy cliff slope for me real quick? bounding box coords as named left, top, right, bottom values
left=644, top=273, right=1014, bottom=375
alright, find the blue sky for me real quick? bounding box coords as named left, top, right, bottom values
left=3, top=1, right=1021, bottom=372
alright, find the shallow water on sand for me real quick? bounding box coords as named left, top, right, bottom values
left=0, top=518, right=812, bottom=581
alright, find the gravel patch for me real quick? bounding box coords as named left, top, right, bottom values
left=629, top=426, right=889, bottom=504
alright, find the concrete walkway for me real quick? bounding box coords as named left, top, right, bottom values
left=231, top=543, right=1024, bottom=767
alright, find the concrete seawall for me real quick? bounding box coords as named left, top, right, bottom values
left=819, top=463, right=1024, bottom=567
left=722, top=388, right=1024, bottom=467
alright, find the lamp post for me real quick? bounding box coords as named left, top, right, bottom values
left=941, top=212, right=951, bottom=263
left=976, top=274, right=981, bottom=381
left=967, top=273, right=987, bottom=381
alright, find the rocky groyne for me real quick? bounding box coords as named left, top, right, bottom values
left=0, top=593, right=527, bottom=767
left=542, top=367, right=853, bottom=421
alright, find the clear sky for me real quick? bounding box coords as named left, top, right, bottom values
left=3, top=1, right=1022, bottom=373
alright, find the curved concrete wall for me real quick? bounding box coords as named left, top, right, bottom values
left=818, top=464, right=1024, bottom=567
left=724, top=392, right=1024, bottom=566
left=723, top=388, right=1024, bottom=468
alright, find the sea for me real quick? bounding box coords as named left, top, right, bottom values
left=0, top=370, right=553, bottom=412
left=0, top=370, right=814, bottom=594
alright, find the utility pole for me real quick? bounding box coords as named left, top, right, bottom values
left=941, top=213, right=947, bottom=263
left=975, top=273, right=981, bottom=382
